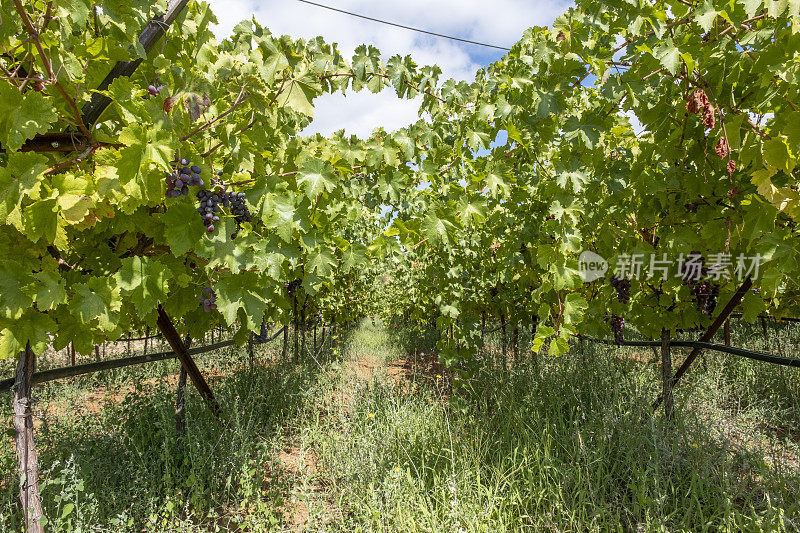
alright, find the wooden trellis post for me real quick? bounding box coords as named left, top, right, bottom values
left=661, top=329, right=674, bottom=420
left=723, top=318, right=731, bottom=346
left=175, top=337, right=191, bottom=437
left=13, top=344, right=44, bottom=533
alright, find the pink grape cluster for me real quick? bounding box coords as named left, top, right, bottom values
left=198, top=287, right=217, bottom=312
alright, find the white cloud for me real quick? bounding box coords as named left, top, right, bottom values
left=303, top=92, right=424, bottom=139
left=206, top=0, right=572, bottom=138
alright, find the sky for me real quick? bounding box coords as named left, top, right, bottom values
left=205, top=0, right=573, bottom=138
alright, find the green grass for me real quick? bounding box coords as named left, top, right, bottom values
left=0, top=340, right=323, bottom=531
left=0, top=319, right=798, bottom=531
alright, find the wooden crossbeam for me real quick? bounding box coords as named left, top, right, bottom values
left=0, top=133, right=91, bottom=154
left=0, top=338, right=237, bottom=394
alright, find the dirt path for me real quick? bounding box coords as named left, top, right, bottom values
left=279, top=336, right=391, bottom=531
left=278, top=324, right=453, bottom=531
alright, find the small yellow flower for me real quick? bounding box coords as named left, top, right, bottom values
left=436, top=374, right=442, bottom=380
left=692, top=443, right=697, bottom=447
left=368, top=412, right=375, bottom=419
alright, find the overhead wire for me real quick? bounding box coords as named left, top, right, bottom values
left=295, top=0, right=511, bottom=51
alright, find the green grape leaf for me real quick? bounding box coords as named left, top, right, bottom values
left=31, top=271, right=67, bottom=311
left=0, top=263, right=34, bottom=320
left=215, top=272, right=268, bottom=329
left=71, top=278, right=121, bottom=332
left=695, top=1, right=721, bottom=32
left=3, top=309, right=55, bottom=356
left=56, top=0, right=92, bottom=26
left=342, top=243, right=367, bottom=273
left=22, top=198, right=59, bottom=244
left=652, top=40, right=682, bottom=75
left=307, top=246, right=336, bottom=278
left=484, top=172, right=509, bottom=199
left=159, top=201, right=206, bottom=256
left=563, top=293, right=588, bottom=324
left=277, top=78, right=318, bottom=117
left=298, top=158, right=337, bottom=198
left=762, top=137, right=795, bottom=173
left=421, top=210, right=453, bottom=246
left=115, top=257, right=171, bottom=313
left=0, top=152, right=47, bottom=221
left=260, top=193, right=297, bottom=242
left=0, top=84, right=58, bottom=152
left=195, top=219, right=254, bottom=274
left=117, top=123, right=174, bottom=188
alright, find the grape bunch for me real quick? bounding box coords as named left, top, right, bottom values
left=610, top=314, right=625, bottom=346
left=285, top=279, right=302, bottom=296
left=690, top=281, right=720, bottom=315
left=148, top=83, right=165, bottom=96
left=196, top=188, right=224, bottom=232
left=253, top=320, right=269, bottom=342
left=166, top=159, right=204, bottom=198
left=229, top=192, right=251, bottom=228
left=31, top=74, right=45, bottom=92
left=198, top=287, right=217, bottom=312
left=609, top=276, right=631, bottom=303
left=195, top=172, right=252, bottom=236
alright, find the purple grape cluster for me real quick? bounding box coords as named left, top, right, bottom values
left=196, top=188, right=224, bottom=233
left=254, top=320, right=269, bottom=342
left=690, top=281, right=720, bottom=315
left=198, top=287, right=217, bottom=312
left=229, top=191, right=251, bottom=227
left=196, top=172, right=251, bottom=235
left=610, top=314, right=625, bottom=346
left=609, top=276, right=631, bottom=304
left=32, top=74, right=45, bottom=92
left=285, top=279, right=302, bottom=296
left=148, top=83, right=165, bottom=96
left=166, top=159, right=204, bottom=198
left=678, top=253, right=720, bottom=315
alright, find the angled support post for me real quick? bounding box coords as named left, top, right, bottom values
left=653, top=276, right=752, bottom=409
left=156, top=306, right=221, bottom=417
